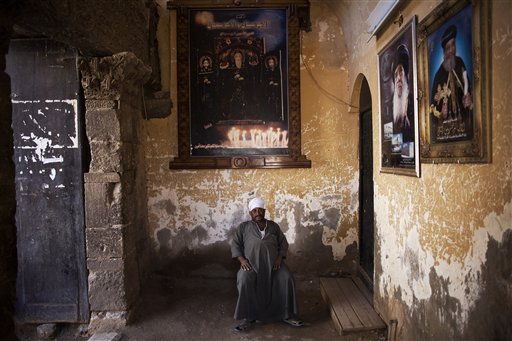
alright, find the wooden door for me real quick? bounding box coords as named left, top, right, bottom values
left=359, top=78, right=374, bottom=290
left=7, top=39, right=89, bottom=322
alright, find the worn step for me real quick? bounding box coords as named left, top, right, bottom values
left=320, top=277, right=387, bottom=335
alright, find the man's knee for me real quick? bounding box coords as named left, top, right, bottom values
left=274, top=266, right=294, bottom=283
left=237, top=270, right=257, bottom=287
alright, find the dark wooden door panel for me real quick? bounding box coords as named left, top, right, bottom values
left=360, top=107, right=374, bottom=286
left=7, top=39, right=88, bottom=323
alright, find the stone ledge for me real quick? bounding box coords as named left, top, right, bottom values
left=85, top=172, right=121, bottom=183
left=88, top=311, right=130, bottom=335
left=87, top=258, right=124, bottom=272
left=88, top=332, right=121, bottom=341
left=85, top=100, right=119, bottom=110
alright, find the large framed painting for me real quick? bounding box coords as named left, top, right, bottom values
left=167, top=1, right=311, bottom=169
left=378, top=16, right=420, bottom=177
left=417, top=0, right=491, bottom=163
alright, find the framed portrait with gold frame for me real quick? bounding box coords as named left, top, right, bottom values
left=417, top=0, right=491, bottom=163
left=167, top=0, right=311, bottom=169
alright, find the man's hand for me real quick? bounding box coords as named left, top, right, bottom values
left=441, top=102, right=448, bottom=120
left=273, top=255, right=283, bottom=271
left=463, top=93, right=473, bottom=109
left=238, top=256, right=252, bottom=271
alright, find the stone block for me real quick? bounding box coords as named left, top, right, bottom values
left=88, top=141, right=122, bottom=173
left=88, top=270, right=127, bottom=311
left=85, top=108, right=121, bottom=142
left=86, top=226, right=124, bottom=259
left=85, top=182, right=121, bottom=228
left=85, top=100, right=118, bottom=111
left=88, top=332, right=121, bottom=341
left=36, top=323, right=58, bottom=339
left=87, top=258, right=124, bottom=272
left=84, top=172, right=121, bottom=184
left=88, top=311, right=129, bottom=334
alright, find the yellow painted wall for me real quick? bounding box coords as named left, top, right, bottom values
left=146, top=1, right=360, bottom=278
left=147, top=0, right=511, bottom=337
left=332, top=0, right=511, bottom=338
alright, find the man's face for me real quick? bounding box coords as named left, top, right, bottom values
left=443, top=38, right=456, bottom=60
left=394, top=64, right=407, bottom=97
left=234, top=53, right=242, bottom=66
left=250, top=207, right=265, bottom=222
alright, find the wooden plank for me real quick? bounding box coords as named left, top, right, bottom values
left=336, top=278, right=387, bottom=329
left=335, top=278, right=374, bottom=328
left=320, top=278, right=356, bottom=330
left=320, top=277, right=387, bottom=335
left=320, top=278, right=364, bottom=331
left=351, top=275, right=387, bottom=329
left=352, top=275, right=373, bottom=305
left=320, top=278, right=348, bottom=334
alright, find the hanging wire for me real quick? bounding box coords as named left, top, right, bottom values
left=300, top=31, right=359, bottom=110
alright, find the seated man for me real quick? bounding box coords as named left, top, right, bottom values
left=231, top=197, right=303, bottom=331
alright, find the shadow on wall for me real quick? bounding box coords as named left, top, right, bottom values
left=153, top=205, right=355, bottom=281
left=288, top=226, right=353, bottom=279
left=464, top=230, right=512, bottom=340
left=156, top=225, right=238, bottom=278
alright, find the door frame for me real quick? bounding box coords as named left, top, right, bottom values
left=358, top=77, right=375, bottom=292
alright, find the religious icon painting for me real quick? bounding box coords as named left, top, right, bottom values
left=377, top=16, right=420, bottom=177
left=168, top=1, right=311, bottom=169
left=417, top=0, right=491, bottom=163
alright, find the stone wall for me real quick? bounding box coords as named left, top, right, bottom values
left=79, top=52, right=153, bottom=332
left=0, top=0, right=156, bottom=334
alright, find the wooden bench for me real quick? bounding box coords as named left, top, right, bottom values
left=320, top=277, right=387, bottom=335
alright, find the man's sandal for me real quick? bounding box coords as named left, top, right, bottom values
left=234, top=319, right=256, bottom=332
left=283, top=317, right=304, bottom=327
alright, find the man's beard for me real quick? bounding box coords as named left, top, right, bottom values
left=393, top=79, right=409, bottom=123
left=443, top=55, right=455, bottom=72
left=252, top=214, right=265, bottom=222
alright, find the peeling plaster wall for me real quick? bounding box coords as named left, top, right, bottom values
left=145, top=0, right=511, bottom=337
left=144, top=1, right=360, bottom=279
left=334, top=0, right=512, bottom=339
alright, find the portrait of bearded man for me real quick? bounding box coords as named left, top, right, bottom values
left=430, top=24, right=474, bottom=142
left=391, top=44, right=414, bottom=143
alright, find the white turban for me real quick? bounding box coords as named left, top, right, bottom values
left=248, top=197, right=265, bottom=211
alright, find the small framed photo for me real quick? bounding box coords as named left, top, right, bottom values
left=378, top=16, right=420, bottom=177
left=417, top=0, right=491, bottom=163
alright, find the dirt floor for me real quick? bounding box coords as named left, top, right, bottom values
left=12, top=275, right=387, bottom=341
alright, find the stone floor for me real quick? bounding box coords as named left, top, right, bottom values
left=13, top=275, right=387, bottom=341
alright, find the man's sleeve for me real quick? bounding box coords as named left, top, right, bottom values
left=231, top=224, right=244, bottom=259
left=276, top=224, right=289, bottom=258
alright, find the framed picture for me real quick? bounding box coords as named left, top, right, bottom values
left=417, top=0, right=491, bottom=163
left=378, top=16, right=420, bottom=177
left=167, top=1, right=311, bottom=169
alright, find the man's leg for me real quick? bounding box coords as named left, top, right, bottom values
left=234, top=269, right=258, bottom=320
left=272, top=265, right=300, bottom=322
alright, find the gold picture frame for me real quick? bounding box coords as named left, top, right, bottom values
left=417, top=0, right=491, bottom=163
left=167, top=0, right=311, bottom=169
